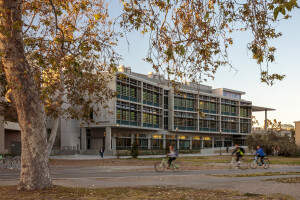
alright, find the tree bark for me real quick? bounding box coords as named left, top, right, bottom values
left=0, top=0, right=52, bottom=189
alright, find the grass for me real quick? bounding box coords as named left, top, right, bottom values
left=212, top=172, right=300, bottom=178
left=265, top=177, right=300, bottom=184
left=49, top=155, right=300, bottom=171
left=0, top=186, right=295, bottom=200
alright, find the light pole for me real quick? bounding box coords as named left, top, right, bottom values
left=116, top=123, right=120, bottom=158
left=219, top=131, right=222, bottom=155
left=176, top=127, right=178, bottom=150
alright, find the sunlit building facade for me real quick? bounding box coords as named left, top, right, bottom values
left=57, top=65, right=272, bottom=155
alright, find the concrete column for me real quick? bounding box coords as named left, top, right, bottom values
left=238, top=101, right=241, bottom=133
left=177, top=135, right=180, bottom=150
left=111, top=136, right=116, bottom=155
left=105, top=127, right=112, bottom=151
left=212, top=137, right=214, bottom=148
left=196, top=94, right=200, bottom=132
left=222, top=137, right=225, bottom=147
left=219, top=98, right=222, bottom=132
left=264, top=109, right=268, bottom=131
left=250, top=104, right=253, bottom=132
left=168, top=88, right=174, bottom=130
left=141, top=82, right=144, bottom=127
left=148, top=134, right=151, bottom=150
left=201, top=137, right=204, bottom=149
left=163, top=135, right=166, bottom=149
left=189, top=136, right=192, bottom=150
left=80, top=128, right=87, bottom=150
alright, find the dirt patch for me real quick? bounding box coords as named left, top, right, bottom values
left=265, top=177, right=300, bottom=184
left=212, top=172, right=300, bottom=178
left=0, top=185, right=294, bottom=200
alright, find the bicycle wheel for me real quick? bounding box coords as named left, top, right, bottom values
left=262, top=158, right=270, bottom=169
left=238, top=161, right=248, bottom=170
left=249, top=159, right=258, bottom=169
left=154, top=162, right=166, bottom=172
left=228, top=160, right=235, bottom=170
left=171, top=162, right=180, bottom=171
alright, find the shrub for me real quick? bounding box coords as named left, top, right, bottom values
left=246, top=131, right=299, bottom=157
left=130, top=141, right=139, bottom=158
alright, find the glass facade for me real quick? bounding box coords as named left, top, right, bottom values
left=179, top=135, right=190, bottom=150
left=203, top=137, right=212, bottom=148
left=112, top=72, right=254, bottom=153
left=174, top=112, right=197, bottom=131
left=192, top=136, right=202, bottom=149
left=174, top=92, right=196, bottom=111
left=214, top=137, right=222, bottom=148
left=116, top=133, right=132, bottom=150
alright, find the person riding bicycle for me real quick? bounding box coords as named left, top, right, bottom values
left=167, top=145, right=178, bottom=167
left=255, top=146, right=265, bottom=165
left=232, top=144, right=244, bottom=166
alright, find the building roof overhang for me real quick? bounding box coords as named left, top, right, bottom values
left=252, top=105, right=276, bottom=112
left=221, top=88, right=246, bottom=95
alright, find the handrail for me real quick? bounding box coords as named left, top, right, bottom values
left=0, top=156, right=21, bottom=169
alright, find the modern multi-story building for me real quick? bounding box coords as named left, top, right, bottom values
left=54, top=65, right=274, bottom=155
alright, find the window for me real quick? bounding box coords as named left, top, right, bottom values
left=231, top=106, right=236, bottom=114
left=210, top=103, right=216, bottom=111
left=221, top=104, right=225, bottom=112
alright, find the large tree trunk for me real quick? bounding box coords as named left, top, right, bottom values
left=0, top=0, right=52, bottom=189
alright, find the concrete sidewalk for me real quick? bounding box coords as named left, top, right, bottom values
left=50, top=153, right=238, bottom=160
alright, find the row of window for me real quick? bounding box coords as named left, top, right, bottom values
left=116, top=109, right=138, bottom=122
left=117, top=84, right=139, bottom=99
left=115, top=136, right=233, bottom=150
left=143, top=90, right=160, bottom=104
left=174, top=97, right=195, bottom=108
left=142, top=113, right=160, bottom=125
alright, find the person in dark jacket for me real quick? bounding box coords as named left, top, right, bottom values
left=232, top=144, right=244, bottom=165
left=255, top=146, right=265, bottom=165
left=99, top=147, right=104, bottom=158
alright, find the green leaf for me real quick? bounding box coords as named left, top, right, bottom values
left=280, top=7, right=286, bottom=15
left=274, top=7, right=280, bottom=20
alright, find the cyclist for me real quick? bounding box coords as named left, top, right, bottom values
left=231, top=144, right=244, bottom=166
left=255, top=145, right=265, bottom=165
left=167, top=145, right=178, bottom=167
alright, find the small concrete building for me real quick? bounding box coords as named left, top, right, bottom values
left=0, top=116, right=21, bottom=155
left=294, top=121, right=300, bottom=146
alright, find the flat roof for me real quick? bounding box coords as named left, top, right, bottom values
left=252, top=105, right=276, bottom=112
left=294, top=121, right=300, bottom=123
left=222, top=88, right=246, bottom=95
left=214, top=88, right=245, bottom=95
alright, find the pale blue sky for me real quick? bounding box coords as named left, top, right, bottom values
left=110, top=2, right=300, bottom=127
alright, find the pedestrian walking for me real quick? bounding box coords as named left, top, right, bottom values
left=226, top=146, right=229, bottom=154
left=99, top=147, right=104, bottom=158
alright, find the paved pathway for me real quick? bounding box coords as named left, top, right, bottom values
left=1, top=162, right=300, bottom=198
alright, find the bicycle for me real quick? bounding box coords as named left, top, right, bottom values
left=154, top=156, right=180, bottom=172
left=249, top=156, right=270, bottom=169
left=228, top=156, right=248, bottom=170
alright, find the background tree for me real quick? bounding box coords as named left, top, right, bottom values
left=119, top=0, right=299, bottom=85
left=246, top=119, right=299, bottom=156
left=0, top=0, right=118, bottom=189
